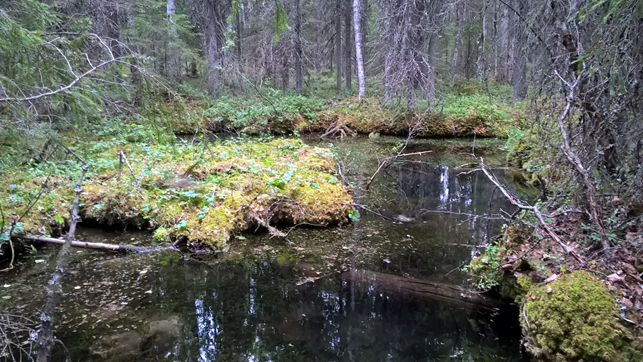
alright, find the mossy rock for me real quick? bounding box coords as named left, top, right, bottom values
left=521, top=271, right=642, bottom=361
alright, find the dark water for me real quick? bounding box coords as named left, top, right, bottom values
left=1, top=137, right=530, bottom=361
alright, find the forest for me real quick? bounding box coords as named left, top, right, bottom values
left=1, top=0, right=643, bottom=361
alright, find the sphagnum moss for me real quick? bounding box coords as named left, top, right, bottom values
left=521, top=271, right=642, bottom=362
left=2, top=138, right=353, bottom=249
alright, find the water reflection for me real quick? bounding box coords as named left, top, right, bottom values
left=15, top=137, right=531, bottom=361
left=153, top=260, right=525, bottom=362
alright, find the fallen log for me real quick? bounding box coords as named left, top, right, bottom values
left=341, top=269, right=501, bottom=309
left=17, top=234, right=166, bottom=253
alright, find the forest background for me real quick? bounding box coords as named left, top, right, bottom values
left=2, top=0, right=643, bottom=360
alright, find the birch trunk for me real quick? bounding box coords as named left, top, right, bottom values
left=353, top=0, right=365, bottom=100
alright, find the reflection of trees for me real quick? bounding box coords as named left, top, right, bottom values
left=40, top=250, right=524, bottom=361
left=354, top=161, right=519, bottom=281
left=153, top=261, right=524, bottom=361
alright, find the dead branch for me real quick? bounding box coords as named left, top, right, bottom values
left=36, top=162, right=88, bottom=362
left=478, top=159, right=584, bottom=263
left=0, top=34, right=126, bottom=103
left=365, top=150, right=432, bottom=190
left=118, top=150, right=140, bottom=189
left=16, top=234, right=165, bottom=253
left=553, top=70, right=609, bottom=250
left=365, top=122, right=428, bottom=190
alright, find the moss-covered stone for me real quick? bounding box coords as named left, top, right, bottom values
left=521, top=271, right=642, bottom=361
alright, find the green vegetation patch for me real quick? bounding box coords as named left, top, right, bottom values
left=521, top=271, right=642, bottom=361
left=194, top=84, right=524, bottom=138
left=0, top=137, right=353, bottom=249
left=317, top=94, right=523, bottom=138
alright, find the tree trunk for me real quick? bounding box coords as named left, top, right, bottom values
left=476, top=0, right=488, bottom=81
left=335, top=0, right=342, bottom=93
left=282, top=56, right=289, bottom=91
left=360, top=0, right=368, bottom=60
left=450, top=1, right=463, bottom=87
left=166, top=0, right=176, bottom=78
left=206, top=20, right=222, bottom=95
left=235, top=5, right=242, bottom=63
left=295, top=0, right=302, bottom=95
left=353, top=0, right=365, bottom=100
left=344, top=2, right=352, bottom=92
left=512, top=0, right=527, bottom=99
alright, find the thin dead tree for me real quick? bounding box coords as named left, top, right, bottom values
left=36, top=155, right=88, bottom=362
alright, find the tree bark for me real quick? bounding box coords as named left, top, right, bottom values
left=353, top=0, right=365, bottom=100
left=450, top=1, right=463, bottom=87
left=512, top=0, right=527, bottom=99
left=206, top=20, right=222, bottom=95
left=476, top=0, right=488, bottom=81
left=344, top=2, right=352, bottom=92
left=335, top=0, right=342, bottom=93
left=295, top=0, right=302, bottom=95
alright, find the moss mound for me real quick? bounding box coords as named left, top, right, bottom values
left=521, top=271, right=642, bottom=361
left=196, top=92, right=524, bottom=138
left=1, top=138, right=353, bottom=249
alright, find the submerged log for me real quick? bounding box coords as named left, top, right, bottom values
left=341, top=269, right=501, bottom=309
left=17, top=234, right=166, bottom=253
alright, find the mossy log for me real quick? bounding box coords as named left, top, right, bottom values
left=341, top=269, right=501, bottom=309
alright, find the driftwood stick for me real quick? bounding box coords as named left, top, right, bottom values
left=17, top=234, right=159, bottom=253
left=118, top=150, right=140, bottom=189
left=478, top=159, right=584, bottom=263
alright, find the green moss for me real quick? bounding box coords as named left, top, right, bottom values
left=464, top=243, right=506, bottom=290
left=521, top=271, right=642, bottom=361
left=2, top=137, right=353, bottom=250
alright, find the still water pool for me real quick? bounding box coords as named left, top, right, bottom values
left=2, top=137, right=530, bottom=361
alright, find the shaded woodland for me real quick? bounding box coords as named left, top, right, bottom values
left=2, top=0, right=643, bottom=361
